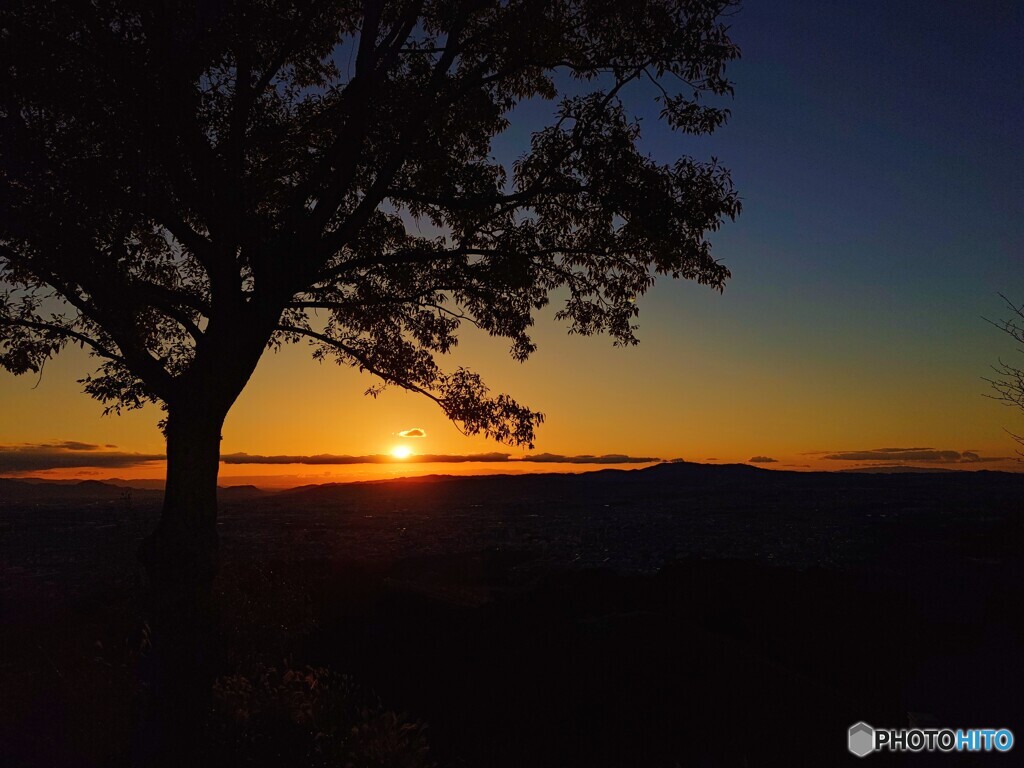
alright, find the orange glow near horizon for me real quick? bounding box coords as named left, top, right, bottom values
left=1, top=307, right=1022, bottom=484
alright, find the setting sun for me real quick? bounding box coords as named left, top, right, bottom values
left=391, top=445, right=413, bottom=460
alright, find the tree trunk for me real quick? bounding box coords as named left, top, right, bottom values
left=135, top=401, right=228, bottom=766
left=142, top=402, right=225, bottom=609
left=131, top=309, right=273, bottom=764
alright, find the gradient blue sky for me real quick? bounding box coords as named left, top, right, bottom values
left=1, top=0, right=1022, bottom=482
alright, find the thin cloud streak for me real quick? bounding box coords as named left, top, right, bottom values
left=221, top=452, right=662, bottom=465
left=0, top=443, right=663, bottom=473
left=0, top=443, right=162, bottom=472
left=822, top=448, right=1007, bottom=464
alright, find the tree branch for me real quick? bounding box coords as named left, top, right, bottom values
left=275, top=321, right=444, bottom=402
left=0, top=317, right=126, bottom=365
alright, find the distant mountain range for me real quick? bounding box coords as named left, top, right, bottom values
left=838, top=465, right=964, bottom=474
left=1, top=461, right=1021, bottom=504
left=0, top=477, right=159, bottom=502
left=0, top=477, right=266, bottom=503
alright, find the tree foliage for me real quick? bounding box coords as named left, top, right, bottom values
left=1, top=0, right=741, bottom=447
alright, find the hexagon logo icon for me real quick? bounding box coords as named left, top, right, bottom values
left=848, top=722, right=875, bottom=757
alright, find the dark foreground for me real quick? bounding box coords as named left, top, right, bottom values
left=1, top=463, right=1022, bottom=766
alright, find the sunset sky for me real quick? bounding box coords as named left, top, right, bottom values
left=2, top=0, right=1022, bottom=485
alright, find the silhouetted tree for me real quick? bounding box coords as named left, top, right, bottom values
left=987, top=295, right=1024, bottom=452
left=1, top=1, right=739, bottom=607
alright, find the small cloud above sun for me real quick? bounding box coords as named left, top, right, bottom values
left=391, top=428, right=424, bottom=458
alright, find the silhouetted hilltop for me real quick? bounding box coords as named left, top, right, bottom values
left=839, top=465, right=963, bottom=473
left=217, top=484, right=269, bottom=499
left=0, top=478, right=269, bottom=504
left=269, top=460, right=1024, bottom=518
left=0, top=477, right=158, bottom=502
left=2, top=461, right=1022, bottom=508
